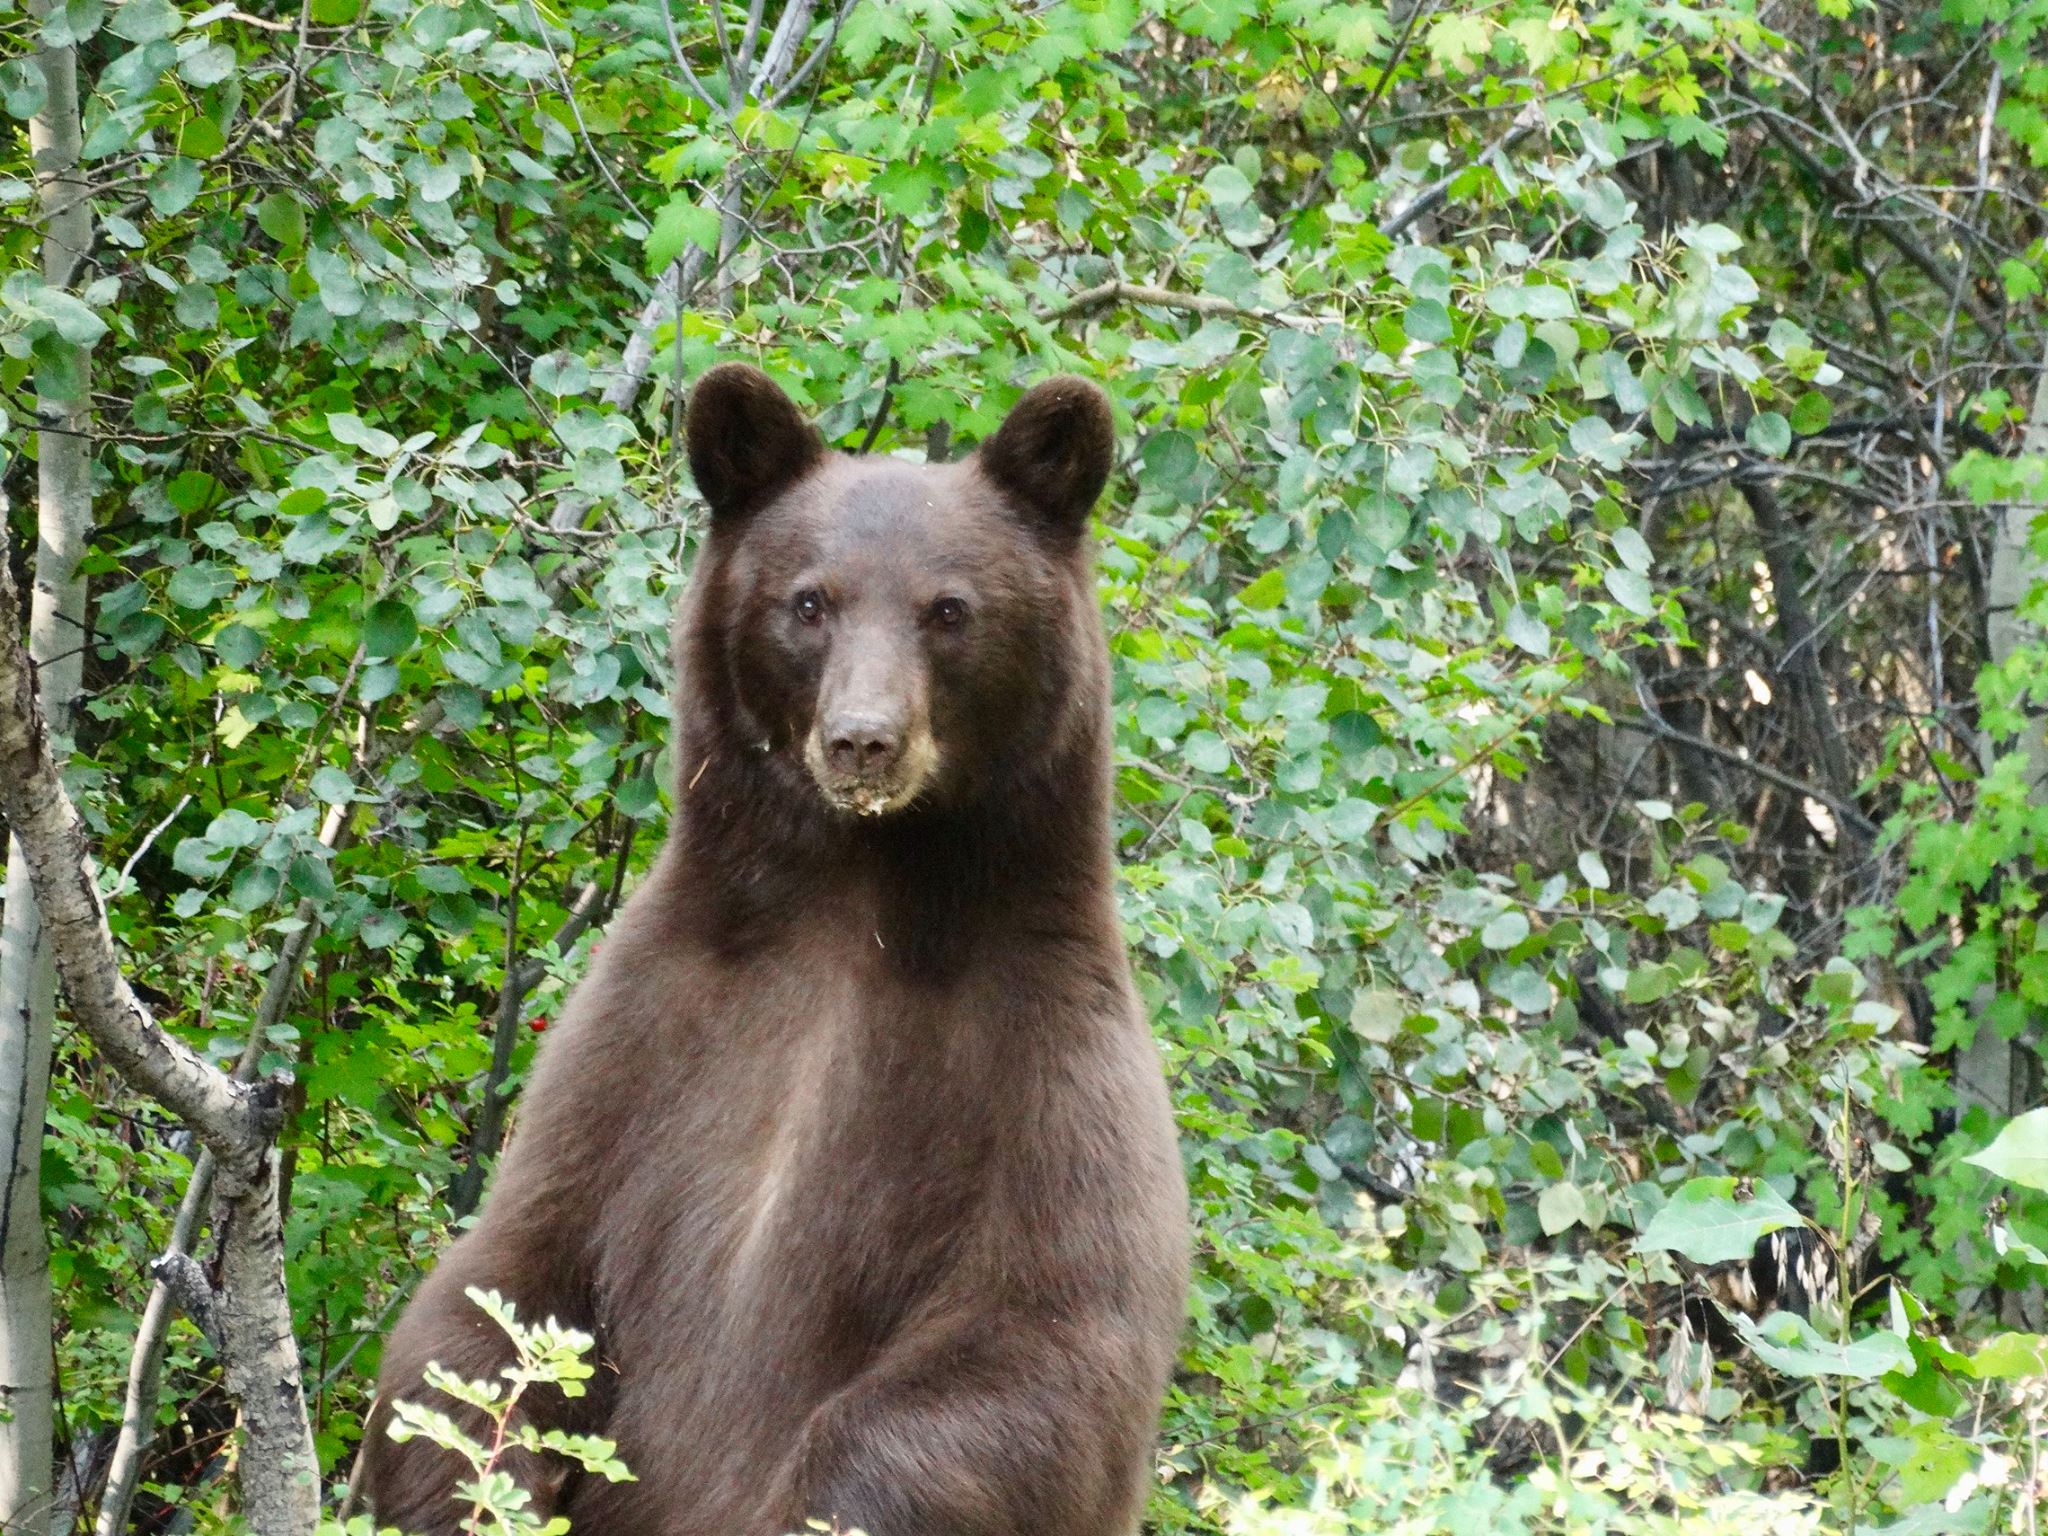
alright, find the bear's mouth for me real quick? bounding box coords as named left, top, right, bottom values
left=801, top=728, right=940, bottom=818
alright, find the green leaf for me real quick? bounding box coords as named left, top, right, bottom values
left=1425, top=11, right=1489, bottom=69
left=173, top=282, right=218, bottom=329
left=1538, top=1181, right=1587, bottom=1236
left=615, top=775, right=660, bottom=819
left=1504, top=604, right=1549, bottom=656
left=42, top=0, right=104, bottom=46
left=873, top=158, right=942, bottom=216
left=1182, top=730, right=1230, bottom=774
left=1730, top=1310, right=1913, bottom=1380
left=1744, top=411, right=1792, bottom=457
left=1480, top=910, right=1528, bottom=950
left=364, top=598, right=418, bottom=659
left=1349, top=988, right=1403, bottom=1043
left=645, top=194, right=720, bottom=273
left=166, top=562, right=227, bottom=609
left=176, top=115, right=224, bottom=159
left=205, top=809, right=264, bottom=848
left=328, top=412, right=400, bottom=458
left=109, top=0, right=180, bottom=40
left=1967, top=1332, right=2048, bottom=1379
left=0, top=61, right=48, bottom=120
left=213, top=624, right=262, bottom=668
left=1602, top=566, right=1653, bottom=615
left=1965, top=1107, right=2048, bottom=1192
left=1635, top=1176, right=1804, bottom=1265
left=1788, top=391, right=1832, bottom=434
left=178, top=41, right=235, bottom=86
left=172, top=836, right=229, bottom=879
left=361, top=909, right=407, bottom=949
left=1201, top=163, right=1254, bottom=208
left=1623, top=962, right=1675, bottom=1003
left=1141, top=430, right=1201, bottom=492
left=1236, top=569, right=1286, bottom=609
left=1568, top=415, right=1640, bottom=471
left=45, top=289, right=107, bottom=347
left=1611, top=527, right=1652, bottom=573
left=287, top=853, right=336, bottom=900
left=1404, top=299, right=1452, bottom=344
left=257, top=193, right=306, bottom=248
left=309, top=766, right=354, bottom=804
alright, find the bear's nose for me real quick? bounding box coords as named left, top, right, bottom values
left=824, top=716, right=903, bottom=778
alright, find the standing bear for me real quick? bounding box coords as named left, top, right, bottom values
left=363, top=365, right=1191, bottom=1536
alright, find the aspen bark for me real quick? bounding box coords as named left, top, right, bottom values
left=0, top=7, right=92, bottom=1524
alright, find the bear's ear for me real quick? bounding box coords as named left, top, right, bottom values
left=976, top=375, right=1116, bottom=538
left=686, top=363, right=826, bottom=522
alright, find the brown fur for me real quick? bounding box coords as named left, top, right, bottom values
left=362, top=367, right=1190, bottom=1536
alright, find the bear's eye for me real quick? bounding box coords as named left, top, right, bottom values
left=792, top=589, right=826, bottom=625
left=929, top=596, right=969, bottom=629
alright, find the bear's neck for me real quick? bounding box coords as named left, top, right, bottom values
left=664, top=714, right=1118, bottom=978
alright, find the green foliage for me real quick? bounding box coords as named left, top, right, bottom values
left=7, top=0, right=2048, bottom=1529
left=1965, top=1108, right=2048, bottom=1193
left=1635, top=1178, right=1806, bottom=1266
left=380, top=1289, right=632, bottom=1536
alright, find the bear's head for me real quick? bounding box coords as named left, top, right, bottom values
left=678, top=364, right=1116, bottom=823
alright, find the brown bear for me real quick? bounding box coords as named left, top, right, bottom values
left=361, top=365, right=1190, bottom=1536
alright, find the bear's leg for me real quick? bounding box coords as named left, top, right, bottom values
left=778, top=1310, right=1158, bottom=1536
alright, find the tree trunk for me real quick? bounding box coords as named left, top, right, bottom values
left=1963, top=353, right=2048, bottom=1126
left=0, top=8, right=93, bottom=1526
left=0, top=539, right=320, bottom=1536
left=94, top=893, right=326, bottom=1536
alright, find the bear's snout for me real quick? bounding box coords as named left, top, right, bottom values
left=801, top=621, right=940, bottom=817
left=802, top=718, right=939, bottom=816
left=822, top=713, right=903, bottom=778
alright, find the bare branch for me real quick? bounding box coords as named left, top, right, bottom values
left=1617, top=707, right=1878, bottom=841
left=1041, top=279, right=1297, bottom=326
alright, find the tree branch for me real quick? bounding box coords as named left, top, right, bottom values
left=586, top=0, right=826, bottom=459
left=1041, top=279, right=1296, bottom=326
left=94, top=880, right=330, bottom=1536
left=1616, top=707, right=1877, bottom=840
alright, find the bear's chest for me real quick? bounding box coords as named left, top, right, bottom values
left=592, top=950, right=1014, bottom=1366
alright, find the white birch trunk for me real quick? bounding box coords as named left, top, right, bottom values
left=0, top=9, right=93, bottom=1525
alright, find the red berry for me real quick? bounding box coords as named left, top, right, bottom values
left=529, top=1015, right=548, bottom=1033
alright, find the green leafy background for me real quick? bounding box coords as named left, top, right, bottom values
left=8, top=0, right=2048, bottom=1527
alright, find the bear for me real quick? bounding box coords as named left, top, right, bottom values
left=361, top=364, right=1191, bottom=1536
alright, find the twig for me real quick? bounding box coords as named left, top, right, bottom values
left=114, top=790, right=193, bottom=893
left=1267, top=0, right=1437, bottom=239
left=1616, top=710, right=1877, bottom=838
left=857, top=360, right=899, bottom=453
left=1381, top=102, right=1545, bottom=240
